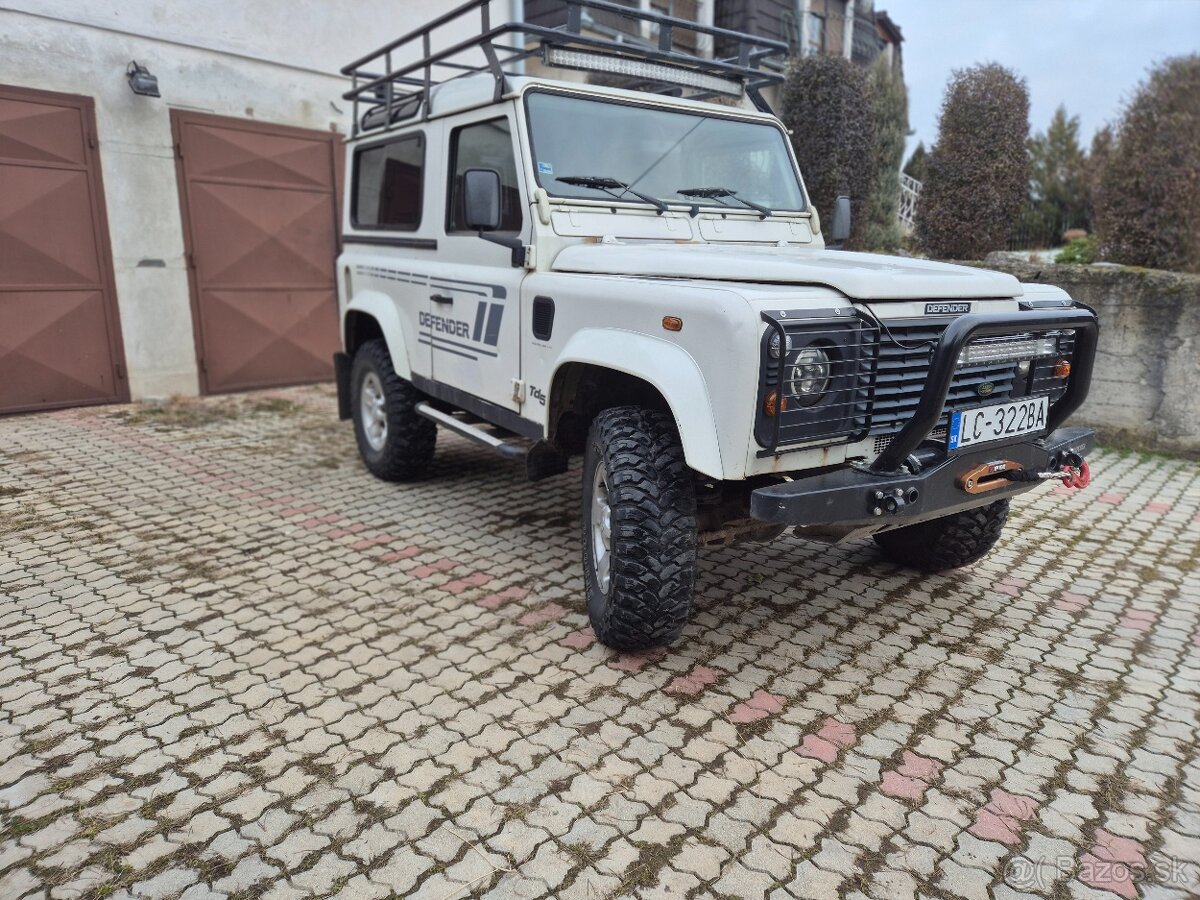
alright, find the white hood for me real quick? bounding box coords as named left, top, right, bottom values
left=551, top=243, right=1022, bottom=301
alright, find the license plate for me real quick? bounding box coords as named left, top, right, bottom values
left=948, top=397, right=1048, bottom=450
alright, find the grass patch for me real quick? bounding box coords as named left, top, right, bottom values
left=110, top=395, right=300, bottom=429
left=501, top=801, right=536, bottom=824
left=618, top=835, right=687, bottom=892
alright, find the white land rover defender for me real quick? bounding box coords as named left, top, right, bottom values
left=333, top=0, right=1098, bottom=650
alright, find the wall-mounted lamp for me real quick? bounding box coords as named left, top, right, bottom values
left=126, top=61, right=160, bottom=97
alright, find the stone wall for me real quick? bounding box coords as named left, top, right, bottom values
left=978, top=257, right=1200, bottom=457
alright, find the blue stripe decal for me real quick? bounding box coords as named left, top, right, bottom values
left=484, top=303, right=504, bottom=347
left=473, top=301, right=487, bottom=343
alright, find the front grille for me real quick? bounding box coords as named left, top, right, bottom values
left=870, top=322, right=1021, bottom=433
left=756, top=311, right=1076, bottom=455
left=865, top=319, right=1074, bottom=446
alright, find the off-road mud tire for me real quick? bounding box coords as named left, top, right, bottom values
left=873, top=499, right=1010, bottom=572
left=351, top=339, right=436, bottom=481
left=582, top=407, right=698, bottom=650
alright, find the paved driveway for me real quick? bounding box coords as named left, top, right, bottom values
left=1, top=387, right=1198, bottom=900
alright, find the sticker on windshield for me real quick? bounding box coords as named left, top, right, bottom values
left=537, top=161, right=553, bottom=176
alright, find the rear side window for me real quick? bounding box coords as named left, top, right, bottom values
left=353, top=133, right=424, bottom=230
left=447, top=118, right=522, bottom=234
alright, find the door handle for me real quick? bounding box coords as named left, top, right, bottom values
left=430, top=293, right=453, bottom=304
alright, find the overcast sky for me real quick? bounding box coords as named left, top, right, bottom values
left=881, top=0, right=1200, bottom=162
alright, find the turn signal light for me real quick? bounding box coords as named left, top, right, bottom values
left=764, top=390, right=788, bottom=417
left=1054, top=359, right=1071, bottom=379
left=662, top=316, right=683, bottom=332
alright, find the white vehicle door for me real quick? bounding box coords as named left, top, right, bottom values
left=346, top=128, right=434, bottom=380
left=423, top=110, right=527, bottom=417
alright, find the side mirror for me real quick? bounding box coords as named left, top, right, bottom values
left=463, top=168, right=502, bottom=231
left=830, top=194, right=851, bottom=247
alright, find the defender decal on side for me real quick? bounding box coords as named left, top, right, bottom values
left=417, top=302, right=505, bottom=360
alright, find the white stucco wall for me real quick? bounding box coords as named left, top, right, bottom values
left=0, top=0, right=513, bottom=399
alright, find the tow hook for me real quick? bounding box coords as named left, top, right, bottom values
left=1021, top=450, right=1090, bottom=489
left=1055, top=451, right=1092, bottom=489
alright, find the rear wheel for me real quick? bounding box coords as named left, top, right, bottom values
left=873, top=499, right=1009, bottom=572
left=582, top=407, right=697, bottom=650
left=351, top=339, right=436, bottom=481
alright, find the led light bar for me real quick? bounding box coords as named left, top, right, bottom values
left=958, top=336, right=1058, bottom=366
left=543, top=46, right=744, bottom=96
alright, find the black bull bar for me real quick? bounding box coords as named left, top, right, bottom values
left=870, top=307, right=1099, bottom=472
left=750, top=307, right=1100, bottom=527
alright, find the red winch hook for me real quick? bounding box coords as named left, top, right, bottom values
left=1062, top=459, right=1091, bottom=489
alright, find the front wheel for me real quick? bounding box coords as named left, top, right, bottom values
left=351, top=339, right=436, bottom=481
left=873, top=499, right=1010, bottom=572
left=582, top=407, right=698, bottom=650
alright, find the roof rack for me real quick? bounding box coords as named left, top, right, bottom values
left=341, top=0, right=788, bottom=136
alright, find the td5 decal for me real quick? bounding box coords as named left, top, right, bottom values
left=527, top=384, right=546, bottom=406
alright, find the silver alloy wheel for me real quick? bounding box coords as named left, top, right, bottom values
left=360, top=372, right=388, bottom=451
left=590, top=460, right=612, bottom=594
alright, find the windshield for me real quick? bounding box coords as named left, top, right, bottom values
left=525, top=91, right=807, bottom=212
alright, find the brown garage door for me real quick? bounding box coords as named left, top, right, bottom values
left=171, top=112, right=340, bottom=394
left=0, top=85, right=128, bottom=414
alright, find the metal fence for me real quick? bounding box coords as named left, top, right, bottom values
left=898, top=173, right=921, bottom=234
left=1006, top=205, right=1082, bottom=251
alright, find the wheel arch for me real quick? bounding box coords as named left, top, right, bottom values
left=343, top=291, right=411, bottom=380
left=548, top=330, right=724, bottom=479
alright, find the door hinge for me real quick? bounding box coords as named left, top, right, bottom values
left=114, top=362, right=126, bottom=380
left=174, top=142, right=183, bottom=159
left=198, top=357, right=207, bottom=374
left=87, top=132, right=97, bottom=150
left=511, top=379, right=525, bottom=405
left=187, top=252, right=196, bottom=269
left=522, top=245, right=535, bottom=269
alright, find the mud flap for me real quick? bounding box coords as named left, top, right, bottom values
left=333, top=352, right=352, bottom=420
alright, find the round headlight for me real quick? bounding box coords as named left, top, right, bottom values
left=769, top=331, right=789, bottom=359
left=789, top=347, right=831, bottom=406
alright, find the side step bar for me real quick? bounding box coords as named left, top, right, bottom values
left=414, top=402, right=525, bottom=459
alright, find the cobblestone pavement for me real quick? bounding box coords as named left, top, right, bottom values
left=2, top=386, right=1199, bottom=900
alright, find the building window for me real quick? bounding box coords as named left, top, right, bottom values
left=447, top=118, right=523, bottom=234
left=649, top=0, right=699, bottom=54
left=353, top=133, right=424, bottom=230
left=805, top=13, right=825, bottom=55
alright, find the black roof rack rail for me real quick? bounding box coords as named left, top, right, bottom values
left=341, top=0, right=788, bottom=137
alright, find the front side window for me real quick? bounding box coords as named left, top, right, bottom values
left=447, top=118, right=523, bottom=233
left=526, top=92, right=806, bottom=212
left=353, top=133, right=424, bottom=230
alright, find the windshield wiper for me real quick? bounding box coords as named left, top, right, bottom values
left=677, top=186, right=772, bottom=219
left=556, top=175, right=669, bottom=214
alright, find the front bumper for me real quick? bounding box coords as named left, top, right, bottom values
left=750, top=426, right=1095, bottom=527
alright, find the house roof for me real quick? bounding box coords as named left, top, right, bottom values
left=875, top=10, right=903, bottom=44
